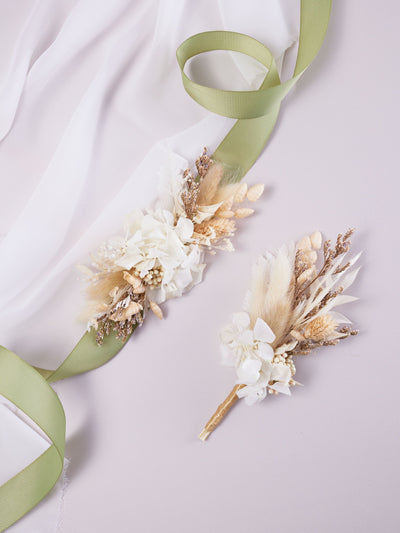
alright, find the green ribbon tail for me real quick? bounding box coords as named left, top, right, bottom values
left=176, top=0, right=331, bottom=178
left=0, top=328, right=135, bottom=532
left=36, top=327, right=136, bottom=384
left=0, top=348, right=65, bottom=532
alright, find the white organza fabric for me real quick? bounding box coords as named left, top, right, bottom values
left=0, top=1, right=297, bottom=531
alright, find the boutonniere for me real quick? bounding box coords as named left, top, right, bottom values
left=200, top=229, right=360, bottom=440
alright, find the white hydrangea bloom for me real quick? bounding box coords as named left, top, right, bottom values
left=116, top=208, right=205, bottom=304
left=220, top=311, right=292, bottom=405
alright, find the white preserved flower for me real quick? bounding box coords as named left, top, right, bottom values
left=116, top=208, right=205, bottom=304
left=220, top=311, right=291, bottom=405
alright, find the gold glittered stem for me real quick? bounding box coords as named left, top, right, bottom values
left=199, top=384, right=244, bottom=441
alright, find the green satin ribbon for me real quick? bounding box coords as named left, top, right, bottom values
left=0, top=348, right=65, bottom=530
left=177, top=0, right=331, bottom=177
left=0, top=331, right=130, bottom=532
left=0, top=1, right=331, bottom=530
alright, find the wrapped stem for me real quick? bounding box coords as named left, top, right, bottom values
left=199, top=384, right=244, bottom=441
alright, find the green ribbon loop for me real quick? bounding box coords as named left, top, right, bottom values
left=0, top=1, right=331, bottom=530
left=177, top=0, right=331, bottom=177
left=177, top=31, right=282, bottom=120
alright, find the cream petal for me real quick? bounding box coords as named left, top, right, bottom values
left=237, top=359, right=262, bottom=384
left=147, top=286, right=166, bottom=304
left=271, top=363, right=291, bottom=383
left=174, top=268, right=193, bottom=290
left=274, top=340, right=298, bottom=354
left=161, top=209, right=174, bottom=226
left=257, top=342, right=274, bottom=362
left=231, top=312, right=250, bottom=330
left=244, top=391, right=265, bottom=405
left=237, top=384, right=266, bottom=404
left=175, top=216, right=194, bottom=241
left=220, top=325, right=236, bottom=344
left=238, top=329, right=254, bottom=345
left=269, top=382, right=291, bottom=395
left=253, top=318, right=275, bottom=343
left=124, top=209, right=144, bottom=233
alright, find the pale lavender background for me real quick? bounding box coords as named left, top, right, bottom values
left=2, top=0, right=400, bottom=532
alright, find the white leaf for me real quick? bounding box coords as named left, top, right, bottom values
left=348, top=251, right=362, bottom=268
left=329, top=311, right=352, bottom=324
left=269, top=382, right=291, bottom=395
left=318, top=294, right=359, bottom=316
left=301, top=253, right=361, bottom=320
left=340, top=266, right=361, bottom=292
left=330, top=294, right=359, bottom=307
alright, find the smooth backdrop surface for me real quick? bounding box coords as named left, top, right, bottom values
left=0, top=1, right=399, bottom=532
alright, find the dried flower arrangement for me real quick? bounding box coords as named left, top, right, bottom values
left=79, top=149, right=264, bottom=344
left=199, top=229, right=360, bottom=441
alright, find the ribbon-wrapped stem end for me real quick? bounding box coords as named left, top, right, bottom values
left=199, top=384, right=244, bottom=441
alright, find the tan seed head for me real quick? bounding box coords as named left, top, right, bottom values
left=233, top=183, right=248, bottom=203
left=235, top=208, right=254, bottom=219
left=246, top=184, right=264, bottom=202
left=310, top=231, right=322, bottom=249
left=149, top=300, right=163, bottom=319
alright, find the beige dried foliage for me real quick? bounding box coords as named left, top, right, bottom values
left=301, top=249, right=317, bottom=267
left=123, top=271, right=141, bottom=287
left=109, top=286, right=119, bottom=298
left=149, top=300, right=163, bottom=319
left=216, top=198, right=234, bottom=213
left=212, top=183, right=239, bottom=204
left=247, top=247, right=296, bottom=344
left=268, top=299, right=296, bottom=348
left=290, top=329, right=305, bottom=342
left=297, top=266, right=316, bottom=286
left=297, top=235, right=312, bottom=251
left=310, top=231, right=322, bottom=249
left=86, top=270, right=126, bottom=301
left=110, top=301, right=143, bottom=322
left=194, top=218, right=236, bottom=240
left=246, top=184, right=264, bottom=202
left=233, top=183, right=248, bottom=203
left=235, top=208, right=254, bottom=219
left=304, top=314, right=337, bottom=341
left=96, top=303, right=109, bottom=312
left=197, top=163, right=224, bottom=205
left=217, top=210, right=234, bottom=219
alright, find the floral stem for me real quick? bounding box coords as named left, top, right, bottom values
left=198, top=384, right=244, bottom=441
